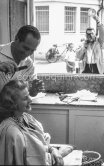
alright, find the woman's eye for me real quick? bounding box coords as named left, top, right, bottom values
left=23, top=97, right=27, bottom=100
left=24, top=95, right=29, bottom=100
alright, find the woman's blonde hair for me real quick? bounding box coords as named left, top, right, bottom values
left=0, top=79, right=28, bottom=117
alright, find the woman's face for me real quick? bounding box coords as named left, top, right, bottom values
left=15, top=87, right=32, bottom=113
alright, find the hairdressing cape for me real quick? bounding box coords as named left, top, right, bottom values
left=0, top=113, right=52, bottom=165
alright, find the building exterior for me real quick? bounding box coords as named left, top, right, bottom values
left=33, top=0, right=102, bottom=53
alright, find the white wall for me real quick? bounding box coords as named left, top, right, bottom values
left=34, top=0, right=99, bottom=5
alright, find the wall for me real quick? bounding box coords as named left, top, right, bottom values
left=9, top=0, right=27, bottom=41
left=0, top=0, right=10, bottom=44
left=34, top=0, right=99, bottom=5
left=0, top=0, right=29, bottom=44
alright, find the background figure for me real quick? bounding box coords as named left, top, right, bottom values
left=0, top=79, right=73, bottom=165
left=0, top=25, right=44, bottom=96
left=64, top=43, right=76, bottom=73
left=76, top=15, right=104, bottom=74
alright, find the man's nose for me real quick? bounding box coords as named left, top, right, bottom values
left=29, top=50, right=34, bottom=55
left=25, top=51, right=33, bottom=57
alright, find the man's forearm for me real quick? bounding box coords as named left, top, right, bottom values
left=98, top=23, right=104, bottom=46
left=76, top=47, right=86, bottom=61
left=94, top=15, right=104, bottom=45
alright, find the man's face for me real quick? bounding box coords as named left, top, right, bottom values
left=16, top=33, right=40, bottom=60
left=86, top=29, right=96, bottom=43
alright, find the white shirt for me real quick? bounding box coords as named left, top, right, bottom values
left=0, top=42, right=36, bottom=92
left=86, top=44, right=96, bottom=64
left=65, top=51, right=76, bottom=62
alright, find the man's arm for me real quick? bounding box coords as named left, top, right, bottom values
left=98, top=23, right=104, bottom=48
left=93, top=15, right=104, bottom=47
left=0, top=61, right=17, bottom=74
left=76, top=46, right=86, bottom=61
left=20, top=57, right=45, bottom=97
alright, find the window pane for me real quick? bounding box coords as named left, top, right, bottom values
left=80, top=8, right=89, bottom=33
left=64, top=7, right=76, bottom=32
left=36, top=6, right=49, bottom=33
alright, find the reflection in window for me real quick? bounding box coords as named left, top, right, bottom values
left=36, top=6, right=49, bottom=34
left=64, top=7, right=76, bottom=33
left=80, top=8, right=90, bottom=33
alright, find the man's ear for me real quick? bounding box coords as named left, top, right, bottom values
left=15, top=35, right=19, bottom=41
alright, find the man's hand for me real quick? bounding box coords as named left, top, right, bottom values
left=92, top=15, right=100, bottom=22
left=67, top=61, right=75, bottom=69
left=83, top=40, right=89, bottom=49
left=0, top=61, right=17, bottom=74
left=29, top=79, right=45, bottom=97
left=92, top=15, right=100, bottom=25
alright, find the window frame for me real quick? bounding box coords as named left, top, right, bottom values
left=64, top=6, right=76, bottom=33
left=35, top=6, right=49, bottom=34
left=80, top=7, right=90, bottom=33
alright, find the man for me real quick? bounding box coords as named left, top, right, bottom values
left=0, top=25, right=44, bottom=96
left=76, top=15, right=104, bottom=74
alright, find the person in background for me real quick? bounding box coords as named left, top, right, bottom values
left=0, top=25, right=44, bottom=96
left=64, top=43, right=76, bottom=73
left=0, top=79, right=74, bottom=165
left=76, top=15, right=104, bottom=74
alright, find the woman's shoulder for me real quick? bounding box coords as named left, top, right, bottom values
left=0, top=118, right=23, bottom=139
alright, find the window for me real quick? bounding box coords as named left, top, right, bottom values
left=64, top=6, right=76, bottom=33
left=36, top=6, right=49, bottom=33
left=33, top=2, right=100, bottom=76
left=80, top=8, right=90, bottom=33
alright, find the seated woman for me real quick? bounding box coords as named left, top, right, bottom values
left=0, top=79, right=73, bottom=165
